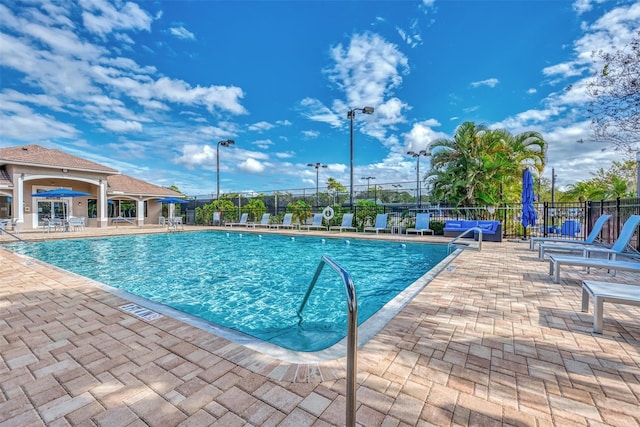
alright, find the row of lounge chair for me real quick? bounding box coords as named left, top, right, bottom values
left=222, top=212, right=435, bottom=235
left=529, top=214, right=640, bottom=333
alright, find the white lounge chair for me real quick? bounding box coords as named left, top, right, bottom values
left=329, top=213, right=356, bottom=232
left=364, top=213, right=389, bottom=234
left=270, top=213, right=296, bottom=229
left=406, top=213, right=434, bottom=236
left=300, top=213, right=327, bottom=231
left=254, top=213, right=271, bottom=228
left=225, top=212, right=249, bottom=227
left=539, top=215, right=640, bottom=260
left=581, top=280, right=640, bottom=333
left=548, top=255, right=640, bottom=283
left=530, top=214, right=611, bottom=251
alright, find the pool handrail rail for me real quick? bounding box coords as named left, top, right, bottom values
left=297, top=255, right=358, bottom=427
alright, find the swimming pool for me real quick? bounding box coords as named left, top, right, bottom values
left=6, top=231, right=450, bottom=353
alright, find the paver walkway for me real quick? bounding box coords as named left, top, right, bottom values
left=1, top=227, right=639, bottom=426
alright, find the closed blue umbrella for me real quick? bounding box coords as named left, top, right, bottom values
left=521, top=168, right=537, bottom=239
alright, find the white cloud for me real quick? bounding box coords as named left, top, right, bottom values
left=238, top=157, right=266, bottom=174
left=0, top=1, right=248, bottom=147
left=302, top=130, right=320, bottom=138
left=169, top=26, right=195, bottom=41
left=544, top=2, right=640, bottom=80
left=101, top=119, right=143, bottom=132
left=470, top=78, right=499, bottom=88
left=252, top=139, right=273, bottom=149
left=275, top=151, right=295, bottom=159
left=174, top=144, right=216, bottom=168
left=527, top=88, right=537, bottom=94
left=248, top=121, right=275, bottom=132
left=403, top=119, right=448, bottom=153
left=396, top=19, right=423, bottom=49
left=325, top=32, right=409, bottom=108
left=79, top=0, right=153, bottom=36
left=299, top=98, right=341, bottom=127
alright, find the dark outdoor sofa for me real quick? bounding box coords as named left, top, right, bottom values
left=443, top=220, right=503, bottom=242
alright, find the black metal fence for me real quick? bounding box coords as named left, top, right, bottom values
left=182, top=196, right=640, bottom=251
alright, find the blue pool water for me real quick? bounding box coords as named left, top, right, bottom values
left=6, top=231, right=449, bottom=352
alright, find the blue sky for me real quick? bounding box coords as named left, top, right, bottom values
left=1, top=0, right=638, bottom=197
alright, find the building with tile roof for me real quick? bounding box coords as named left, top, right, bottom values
left=0, top=145, right=184, bottom=230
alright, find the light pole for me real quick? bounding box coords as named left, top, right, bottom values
left=636, top=150, right=640, bottom=198
left=392, top=184, right=402, bottom=202
left=407, top=150, right=429, bottom=208
left=307, top=162, right=328, bottom=207
left=216, top=139, right=235, bottom=200
left=361, top=176, right=375, bottom=200
left=551, top=167, right=557, bottom=205
left=348, top=106, right=374, bottom=208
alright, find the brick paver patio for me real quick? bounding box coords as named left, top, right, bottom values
left=1, top=226, right=639, bottom=426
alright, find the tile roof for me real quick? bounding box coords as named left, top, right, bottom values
left=107, top=174, right=182, bottom=197
left=0, top=144, right=118, bottom=173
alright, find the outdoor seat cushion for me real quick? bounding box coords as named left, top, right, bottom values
left=443, top=220, right=478, bottom=237
left=443, top=220, right=478, bottom=231
left=474, top=221, right=502, bottom=242
left=477, top=220, right=500, bottom=234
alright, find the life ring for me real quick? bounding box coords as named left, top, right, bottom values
left=322, top=206, right=335, bottom=220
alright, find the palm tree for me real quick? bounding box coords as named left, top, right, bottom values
left=426, top=122, right=547, bottom=206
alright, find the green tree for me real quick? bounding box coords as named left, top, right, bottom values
left=427, top=122, right=546, bottom=206
left=563, top=160, right=636, bottom=201
left=326, top=177, right=347, bottom=206
left=244, top=198, right=266, bottom=222
left=287, top=200, right=312, bottom=226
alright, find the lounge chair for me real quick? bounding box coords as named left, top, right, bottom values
left=329, top=213, right=356, bottom=232
left=530, top=214, right=611, bottom=251
left=581, top=280, right=640, bottom=333
left=363, top=213, right=389, bottom=234
left=406, top=213, right=434, bottom=236
left=549, top=255, right=640, bottom=283
left=254, top=213, right=271, bottom=228
left=270, top=213, right=296, bottom=229
left=225, top=212, right=249, bottom=227
left=300, top=213, right=327, bottom=231
left=539, top=215, right=640, bottom=260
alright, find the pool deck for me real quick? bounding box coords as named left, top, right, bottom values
left=1, top=226, right=639, bottom=426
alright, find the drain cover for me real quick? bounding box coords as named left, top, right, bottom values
left=119, top=303, right=162, bottom=321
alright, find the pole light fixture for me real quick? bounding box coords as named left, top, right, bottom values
left=407, top=150, right=429, bottom=208
left=216, top=139, right=235, bottom=200
left=347, top=106, right=375, bottom=208
left=307, top=162, right=328, bottom=207
left=361, top=176, right=375, bottom=200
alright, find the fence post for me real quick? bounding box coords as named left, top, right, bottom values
left=616, top=197, right=621, bottom=237
left=543, top=202, right=548, bottom=237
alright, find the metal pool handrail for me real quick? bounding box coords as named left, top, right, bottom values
left=297, top=255, right=358, bottom=427
left=448, top=227, right=483, bottom=253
